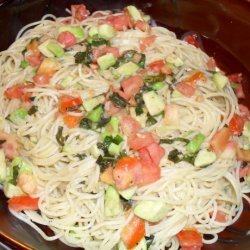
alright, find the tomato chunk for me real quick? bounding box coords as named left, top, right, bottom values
left=128, top=132, right=156, bottom=151
left=59, top=95, right=83, bottom=113
left=57, top=31, right=77, bottom=48
left=214, top=210, right=227, bottom=222
left=175, top=82, right=195, bottom=97
left=177, top=229, right=203, bottom=250
left=92, top=46, right=120, bottom=61
left=33, top=74, right=52, bottom=85
left=228, top=73, right=243, bottom=83
left=113, top=156, right=143, bottom=190
left=236, top=147, right=250, bottom=162
left=5, top=84, right=34, bottom=100
left=8, top=196, right=39, bottom=212
left=120, top=115, right=141, bottom=137
left=121, top=216, right=145, bottom=249
left=148, top=60, right=165, bottom=73
left=140, top=163, right=161, bottom=186
left=135, top=20, right=151, bottom=32
left=139, top=35, right=156, bottom=52
left=206, top=57, right=216, bottom=71
left=71, top=4, right=90, bottom=21
left=182, top=71, right=206, bottom=86
left=228, top=114, right=244, bottom=135
left=210, top=127, right=231, bottom=155
left=101, top=14, right=130, bottom=31
left=26, top=54, right=42, bottom=67
left=121, top=75, right=144, bottom=99
left=183, top=34, right=201, bottom=48
left=63, top=115, right=81, bottom=128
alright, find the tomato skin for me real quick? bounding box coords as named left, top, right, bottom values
left=183, top=34, right=200, bottom=48
left=57, top=31, right=77, bottom=48
left=121, top=216, right=145, bottom=249
left=128, top=132, right=156, bottom=151
left=177, top=229, right=203, bottom=250
left=139, top=35, right=156, bottom=52
left=8, top=196, right=39, bottom=212
left=228, top=114, right=245, bottom=135
left=59, top=95, right=83, bottom=113
left=120, top=115, right=141, bottom=137
left=148, top=60, right=165, bottom=73
left=176, top=82, right=195, bottom=97
left=5, top=84, right=34, bottom=100
left=71, top=4, right=90, bottom=21
left=210, top=127, right=231, bottom=155
left=113, top=156, right=143, bottom=190
left=63, top=115, right=81, bottom=128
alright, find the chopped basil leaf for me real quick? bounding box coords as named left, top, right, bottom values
left=75, top=153, right=87, bottom=160
left=109, top=93, right=127, bottom=108
left=74, top=44, right=92, bottom=65
left=160, top=137, right=190, bottom=144
left=114, top=50, right=145, bottom=68
left=9, top=165, right=19, bottom=185
left=56, top=126, right=66, bottom=146
left=89, top=36, right=110, bottom=47
left=79, top=118, right=92, bottom=129
left=145, top=235, right=155, bottom=248
left=28, top=105, right=38, bottom=115
left=96, top=154, right=115, bottom=172
left=97, top=116, right=111, bottom=128
left=146, top=115, right=157, bottom=126
left=144, top=74, right=166, bottom=84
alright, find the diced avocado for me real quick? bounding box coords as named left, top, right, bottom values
left=12, top=157, right=32, bottom=175
left=97, top=53, right=116, bottom=70
left=47, top=41, right=64, bottom=57
left=108, top=117, right=119, bottom=135
left=119, top=186, right=137, bottom=200
left=61, top=76, right=74, bottom=88
left=88, top=26, right=99, bottom=37
left=90, top=144, right=101, bottom=158
left=117, top=62, right=139, bottom=76
left=166, top=54, right=183, bottom=67
left=98, top=24, right=116, bottom=39
left=194, top=149, right=216, bottom=167
left=108, top=142, right=121, bottom=156
left=62, top=145, right=71, bottom=153
left=3, top=182, right=24, bottom=198
left=186, top=133, right=205, bottom=154
left=143, top=15, right=151, bottom=23
left=104, top=185, right=122, bottom=217
left=87, top=106, right=104, bottom=123
left=101, top=131, right=112, bottom=139
left=151, top=82, right=165, bottom=91
left=9, top=108, right=28, bottom=125
left=171, top=90, right=183, bottom=98
left=0, top=150, right=7, bottom=183
left=243, top=121, right=250, bottom=139
left=212, top=72, right=228, bottom=90
left=38, top=39, right=55, bottom=57
left=59, top=26, right=84, bottom=39
left=117, top=237, right=147, bottom=250
left=143, top=91, right=165, bottom=116
left=20, top=60, right=29, bottom=69
left=127, top=6, right=143, bottom=21
left=83, top=95, right=105, bottom=112
left=134, top=200, right=170, bottom=223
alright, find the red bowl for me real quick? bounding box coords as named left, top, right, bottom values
left=0, top=0, right=249, bottom=249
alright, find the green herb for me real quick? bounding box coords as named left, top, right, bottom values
left=20, top=60, right=29, bottom=69
left=96, top=155, right=116, bottom=172
left=160, top=137, right=190, bottom=144
left=89, top=36, right=110, bottom=47
left=97, top=116, right=111, bottom=128
left=97, top=136, right=113, bottom=153
left=114, top=50, right=145, bottom=68
left=168, top=149, right=196, bottom=164
left=109, top=93, right=127, bottom=108
left=120, top=196, right=133, bottom=211
left=74, top=44, right=92, bottom=65
left=79, top=118, right=92, bottom=129
left=145, top=235, right=155, bottom=248
left=9, top=165, right=19, bottom=185
left=146, top=115, right=157, bottom=126
left=135, top=93, right=144, bottom=115
left=56, top=126, right=66, bottom=146
left=28, top=105, right=38, bottom=115
left=113, top=134, right=123, bottom=145
left=75, top=153, right=87, bottom=160
left=144, top=74, right=166, bottom=84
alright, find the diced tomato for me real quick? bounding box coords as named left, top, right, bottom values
left=139, top=35, right=156, bottom=52
left=176, top=82, right=195, bottom=97
left=59, top=95, right=83, bottom=113
left=148, top=60, right=165, bottom=73
left=239, top=166, right=250, bottom=178
left=121, top=75, right=144, bottom=99
left=33, top=74, right=52, bottom=85
left=140, top=163, right=161, bottom=186
left=101, top=14, right=130, bottom=31
left=135, top=20, right=151, bottom=32
left=37, top=58, right=61, bottom=75
left=183, top=34, right=200, bottom=48
left=164, top=104, right=179, bottom=125
left=236, top=147, right=250, bottom=161
left=92, top=46, right=120, bottom=61
left=8, top=196, right=39, bottom=212
left=228, top=114, right=245, bottom=135
left=100, top=166, right=115, bottom=185
left=63, top=115, right=81, bottom=128
left=105, top=101, right=121, bottom=116
left=228, top=73, right=243, bottom=83
left=239, top=104, right=250, bottom=120
left=177, top=229, right=203, bottom=250
left=128, top=132, right=156, bottom=151
left=235, top=84, right=245, bottom=99
left=214, top=210, right=227, bottom=222
left=120, top=115, right=141, bottom=137
left=5, top=84, right=34, bottom=100
left=26, top=54, right=42, bottom=67
left=210, top=127, right=231, bottom=155
left=206, top=57, right=217, bottom=71
left=139, top=143, right=165, bottom=167
left=182, top=71, right=207, bottom=87
left=71, top=4, right=90, bottom=21
left=26, top=39, right=40, bottom=55
left=121, top=216, right=145, bottom=249
left=113, top=156, right=143, bottom=190
left=57, top=31, right=77, bottom=48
